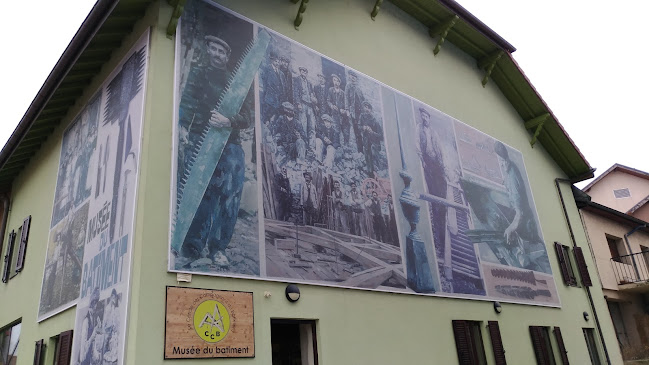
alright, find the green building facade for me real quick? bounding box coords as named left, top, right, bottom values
left=0, top=0, right=623, bottom=364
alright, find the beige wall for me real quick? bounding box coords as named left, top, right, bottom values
left=633, top=204, right=649, bottom=222
left=581, top=210, right=649, bottom=291
left=587, top=171, right=649, bottom=213
left=582, top=209, right=649, bottom=356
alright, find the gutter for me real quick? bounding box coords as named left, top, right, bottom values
left=0, top=0, right=119, bottom=172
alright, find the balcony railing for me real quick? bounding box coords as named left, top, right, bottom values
left=610, top=251, right=649, bottom=285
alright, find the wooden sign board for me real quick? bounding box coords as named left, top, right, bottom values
left=165, top=287, right=254, bottom=359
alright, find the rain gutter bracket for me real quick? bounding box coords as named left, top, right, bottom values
left=525, top=113, right=550, bottom=148
left=429, top=15, right=459, bottom=56
left=293, top=0, right=309, bottom=30
left=478, top=50, right=504, bottom=87
left=371, top=0, right=383, bottom=20
left=167, top=0, right=187, bottom=38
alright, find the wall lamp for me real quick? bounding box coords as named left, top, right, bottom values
left=493, top=301, right=502, bottom=314
left=285, top=284, right=301, bottom=302
left=583, top=311, right=590, bottom=321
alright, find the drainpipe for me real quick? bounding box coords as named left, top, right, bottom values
left=555, top=178, right=611, bottom=365
left=623, top=224, right=646, bottom=280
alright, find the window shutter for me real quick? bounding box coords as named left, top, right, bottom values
left=57, top=330, right=73, bottom=365
left=554, top=242, right=571, bottom=285
left=16, top=215, right=31, bottom=272
left=452, top=320, right=476, bottom=365
left=554, top=327, right=569, bottom=365
left=2, top=230, right=16, bottom=283
left=530, top=326, right=550, bottom=365
left=573, top=247, right=592, bottom=287
left=33, top=339, right=44, bottom=365
left=488, top=321, right=507, bottom=365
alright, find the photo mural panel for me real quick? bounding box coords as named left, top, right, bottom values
left=35, top=31, right=150, bottom=365
left=170, top=0, right=559, bottom=307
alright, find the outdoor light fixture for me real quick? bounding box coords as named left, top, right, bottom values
left=493, top=301, right=502, bottom=314
left=285, top=284, right=300, bottom=302
left=583, top=311, right=590, bottom=321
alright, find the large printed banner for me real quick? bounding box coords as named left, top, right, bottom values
left=38, top=31, right=149, bottom=365
left=170, top=0, right=559, bottom=307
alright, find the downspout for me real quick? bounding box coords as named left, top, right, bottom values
left=0, top=193, right=10, bottom=258
left=555, top=178, right=611, bottom=365
left=623, top=224, right=646, bottom=280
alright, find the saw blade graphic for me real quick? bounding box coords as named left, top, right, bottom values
left=172, top=29, right=271, bottom=252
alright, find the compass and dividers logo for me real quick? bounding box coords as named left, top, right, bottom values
left=165, top=287, right=255, bottom=359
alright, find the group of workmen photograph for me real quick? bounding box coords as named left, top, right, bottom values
left=260, top=34, right=398, bottom=246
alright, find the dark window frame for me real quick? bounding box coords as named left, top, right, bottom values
left=2, top=230, right=16, bottom=283
left=583, top=328, right=602, bottom=365
left=452, top=320, right=488, bottom=365
left=555, top=242, right=577, bottom=286
left=530, top=325, right=556, bottom=365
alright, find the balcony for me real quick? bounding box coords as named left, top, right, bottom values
left=611, top=251, right=649, bottom=292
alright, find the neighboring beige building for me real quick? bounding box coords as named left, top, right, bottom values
left=584, top=164, right=649, bottom=221
left=577, top=165, right=649, bottom=361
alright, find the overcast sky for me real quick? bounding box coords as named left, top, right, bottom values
left=2, top=0, right=648, bottom=186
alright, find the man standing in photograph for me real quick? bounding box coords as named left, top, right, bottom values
left=347, top=182, right=365, bottom=236
left=313, top=73, right=327, bottom=118
left=344, top=71, right=365, bottom=153
left=327, top=74, right=347, bottom=142
left=359, top=101, right=383, bottom=176
left=293, top=67, right=317, bottom=151
left=301, top=171, right=318, bottom=226
left=261, top=52, right=286, bottom=124
left=274, top=167, right=292, bottom=221
left=416, top=107, right=449, bottom=250
left=178, top=34, right=254, bottom=266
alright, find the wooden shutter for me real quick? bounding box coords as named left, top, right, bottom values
left=453, top=320, right=476, bottom=365
left=554, top=327, right=569, bottom=365
left=488, top=321, right=507, bottom=365
left=57, top=330, right=73, bottom=365
left=573, top=246, right=592, bottom=287
left=2, top=230, right=16, bottom=283
left=530, top=326, right=552, bottom=365
left=33, top=339, right=44, bottom=365
left=15, top=215, right=31, bottom=272
left=554, top=242, right=572, bottom=285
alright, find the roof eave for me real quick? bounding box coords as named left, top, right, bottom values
left=0, top=0, right=119, bottom=179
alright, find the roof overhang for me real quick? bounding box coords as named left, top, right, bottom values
left=574, top=186, right=649, bottom=234
left=0, top=0, right=594, bottom=191
left=0, top=0, right=152, bottom=191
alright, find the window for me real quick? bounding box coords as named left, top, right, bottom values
left=33, top=339, right=44, bottom=365
left=51, top=330, right=72, bottom=365
left=1, top=232, right=16, bottom=283
left=271, top=319, right=317, bottom=365
left=613, top=188, right=631, bottom=199
left=554, top=242, right=577, bottom=286
left=583, top=328, right=602, bottom=365
left=573, top=246, right=593, bottom=287
left=452, top=320, right=487, bottom=365
left=0, top=322, right=21, bottom=365
left=1, top=216, right=32, bottom=283
left=607, top=236, right=624, bottom=263
left=529, top=326, right=556, bottom=365
left=640, top=245, right=649, bottom=274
